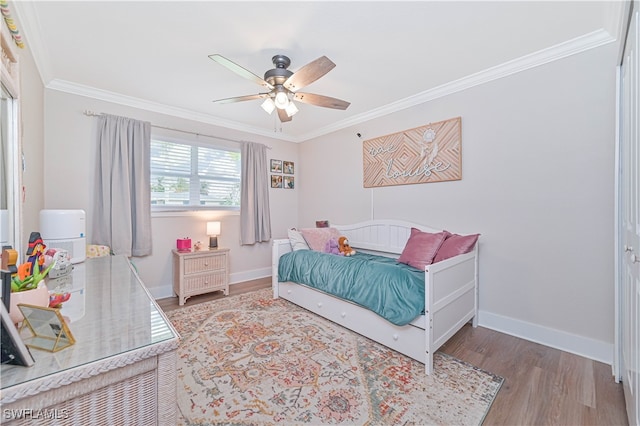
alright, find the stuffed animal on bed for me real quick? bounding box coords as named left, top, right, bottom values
left=338, top=236, right=356, bottom=256
left=324, top=238, right=343, bottom=255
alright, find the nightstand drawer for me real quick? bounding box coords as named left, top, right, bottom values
left=184, top=255, right=225, bottom=275
left=184, top=272, right=227, bottom=293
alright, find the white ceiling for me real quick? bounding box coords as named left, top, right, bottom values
left=12, top=1, right=622, bottom=142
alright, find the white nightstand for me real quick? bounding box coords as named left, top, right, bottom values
left=172, top=248, right=230, bottom=305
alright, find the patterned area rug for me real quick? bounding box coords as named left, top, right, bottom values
left=167, top=289, right=503, bottom=425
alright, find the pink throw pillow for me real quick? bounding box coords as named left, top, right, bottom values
left=433, top=233, right=480, bottom=263
left=299, top=227, right=341, bottom=252
left=398, top=228, right=450, bottom=270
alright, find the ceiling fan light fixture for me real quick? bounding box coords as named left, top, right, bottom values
left=274, top=90, right=289, bottom=109
left=285, top=101, right=299, bottom=117
left=261, top=98, right=276, bottom=114
left=210, top=54, right=350, bottom=123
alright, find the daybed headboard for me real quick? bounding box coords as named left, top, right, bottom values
left=334, top=220, right=443, bottom=255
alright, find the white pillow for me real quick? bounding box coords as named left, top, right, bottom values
left=288, top=228, right=310, bottom=251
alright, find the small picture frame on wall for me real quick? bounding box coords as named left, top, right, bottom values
left=283, top=161, right=294, bottom=175
left=283, top=176, right=295, bottom=189
left=270, top=159, right=283, bottom=173
left=271, top=175, right=283, bottom=188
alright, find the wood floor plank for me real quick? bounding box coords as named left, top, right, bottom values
left=557, top=351, right=597, bottom=408
left=158, top=283, right=628, bottom=425
left=593, top=358, right=629, bottom=426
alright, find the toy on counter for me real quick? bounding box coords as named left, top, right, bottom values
left=41, top=249, right=74, bottom=308
left=26, top=232, right=47, bottom=272
left=11, top=257, right=55, bottom=293
left=9, top=232, right=57, bottom=293
left=338, top=237, right=356, bottom=257
left=43, top=248, right=74, bottom=279
left=1, top=246, right=18, bottom=276
left=49, top=292, right=71, bottom=308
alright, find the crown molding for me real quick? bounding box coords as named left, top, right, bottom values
left=47, top=79, right=299, bottom=142
left=44, top=28, right=613, bottom=144
left=299, top=29, right=616, bottom=141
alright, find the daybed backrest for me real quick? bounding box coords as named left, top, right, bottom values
left=334, top=220, right=443, bottom=256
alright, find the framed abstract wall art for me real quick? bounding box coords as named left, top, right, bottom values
left=362, top=117, right=462, bottom=188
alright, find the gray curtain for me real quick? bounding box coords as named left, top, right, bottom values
left=240, top=141, right=271, bottom=245
left=92, top=114, right=152, bottom=256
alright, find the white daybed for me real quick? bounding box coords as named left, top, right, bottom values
left=272, top=219, right=479, bottom=375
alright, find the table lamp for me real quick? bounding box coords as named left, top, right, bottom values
left=207, top=221, right=221, bottom=249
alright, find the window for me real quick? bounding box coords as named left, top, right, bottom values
left=150, top=139, right=240, bottom=210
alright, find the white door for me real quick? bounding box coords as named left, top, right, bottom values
left=620, top=5, right=640, bottom=426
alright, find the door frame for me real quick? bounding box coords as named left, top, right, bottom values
left=614, top=0, right=637, bottom=383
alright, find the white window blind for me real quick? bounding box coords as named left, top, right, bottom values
left=150, top=139, right=240, bottom=210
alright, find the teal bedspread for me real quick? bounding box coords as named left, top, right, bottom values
left=278, top=250, right=425, bottom=326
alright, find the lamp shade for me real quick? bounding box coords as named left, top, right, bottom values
left=274, top=90, right=289, bottom=109
left=207, top=221, right=221, bottom=236
left=261, top=98, right=275, bottom=114
left=285, top=101, right=299, bottom=117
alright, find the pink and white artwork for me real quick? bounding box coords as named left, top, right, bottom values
left=362, top=117, right=462, bottom=188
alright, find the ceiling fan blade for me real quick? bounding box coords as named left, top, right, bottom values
left=293, top=92, right=350, bottom=110
left=283, top=56, right=336, bottom=92
left=212, top=93, right=270, bottom=104
left=209, top=54, right=274, bottom=90
left=277, top=108, right=292, bottom=122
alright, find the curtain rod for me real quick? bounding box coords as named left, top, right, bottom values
left=83, top=110, right=272, bottom=149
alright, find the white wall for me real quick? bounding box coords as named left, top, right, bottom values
left=298, top=43, right=618, bottom=363
left=41, top=90, right=299, bottom=297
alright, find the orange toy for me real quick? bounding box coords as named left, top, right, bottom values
left=338, top=236, right=356, bottom=256
left=1, top=247, right=18, bottom=275
left=17, top=262, right=33, bottom=281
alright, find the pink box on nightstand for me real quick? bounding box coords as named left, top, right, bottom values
left=176, top=238, right=191, bottom=252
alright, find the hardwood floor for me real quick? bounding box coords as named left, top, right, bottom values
left=440, top=326, right=628, bottom=425
left=157, top=280, right=628, bottom=425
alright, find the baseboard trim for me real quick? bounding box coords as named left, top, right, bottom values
left=148, top=286, right=174, bottom=300
left=229, top=267, right=271, bottom=286
left=479, top=310, right=613, bottom=365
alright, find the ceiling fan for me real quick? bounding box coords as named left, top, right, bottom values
left=209, top=54, right=350, bottom=123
